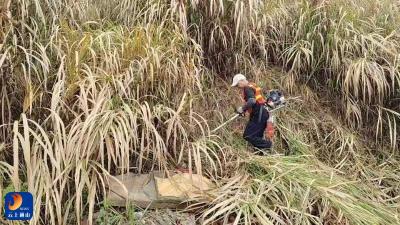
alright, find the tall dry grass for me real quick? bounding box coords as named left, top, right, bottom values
left=181, top=0, right=400, bottom=148
left=0, top=0, right=399, bottom=224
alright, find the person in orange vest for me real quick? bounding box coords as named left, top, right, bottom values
left=231, top=74, right=273, bottom=152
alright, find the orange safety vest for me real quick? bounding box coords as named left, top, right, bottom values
left=242, top=82, right=266, bottom=105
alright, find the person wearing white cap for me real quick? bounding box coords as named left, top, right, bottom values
left=231, top=74, right=273, bottom=153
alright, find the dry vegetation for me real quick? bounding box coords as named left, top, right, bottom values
left=0, top=0, right=399, bottom=224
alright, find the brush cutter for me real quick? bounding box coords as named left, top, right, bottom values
left=211, top=105, right=286, bottom=133
left=211, top=113, right=241, bottom=133
left=211, top=93, right=298, bottom=133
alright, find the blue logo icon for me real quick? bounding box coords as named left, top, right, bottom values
left=4, top=192, right=33, bottom=220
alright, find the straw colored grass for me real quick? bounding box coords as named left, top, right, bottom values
left=1, top=0, right=399, bottom=224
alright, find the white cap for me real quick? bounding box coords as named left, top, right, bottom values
left=231, top=74, right=247, bottom=87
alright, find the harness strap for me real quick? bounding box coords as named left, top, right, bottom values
left=245, top=83, right=266, bottom=105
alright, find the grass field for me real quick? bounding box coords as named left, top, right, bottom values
left=0, top=0, right=399, bottom=224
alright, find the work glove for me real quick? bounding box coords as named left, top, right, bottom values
left=266, top=122, right=274, bottom=139
left=235, top=107, right=245, bottom=116
left=266, top=116, right=275, bottom=140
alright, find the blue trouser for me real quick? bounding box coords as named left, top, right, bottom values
left=243, top=114, right=272, bottom=149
